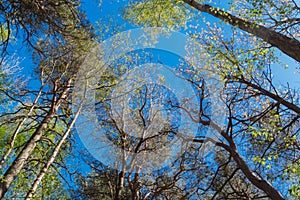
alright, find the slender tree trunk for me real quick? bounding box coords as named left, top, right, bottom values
left=0, top=112, right=55, bottom=198
left=0, top=80, right=71, bottom=199
left=116, top=170, right=125, bottom=200
left=0, top=67, right=54, bottom=169
left=0, top=84, right=44, bottom=169
left=214, top=133, right=286, bottom=199
left=115, top=128, right=128, bottom=200
left=195, top=119, right=286, bottom=199
left=142, top=192, right=151, bottom=200
left=238, top=78, right=300, bottom=114
left=182, top=0, right=300, bottom=62
left=25, top=99, right=83, bottom=199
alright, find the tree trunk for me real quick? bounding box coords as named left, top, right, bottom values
left=25, top=84, right=85, bottom=199
left=238, top=78, right=300, bottom=114
left=0, top=80, right=71, bottom=199
left=0, top=85, right=44, bottom=169
left=0, top=112, right=55, bottom=199
left=195, top=120, right=286, bottom=199
left=25, top=100, right=83, bottom=199
left=115, top=170, right=125, bottom=200
left=228, top=147, right=286, bottom=200
left=182, top=0, right=300, bottom=63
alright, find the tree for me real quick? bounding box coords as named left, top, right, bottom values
left=183, top=0, right=300, bottom=62
left=124, top=0, right=300, bottom=62
left=0, top=0, right=93, bottom=198
left=70, top=50, right=213, bottom=199
left=0, top=0, right=299, bottom=199
left=122, top=0, right=300, bottom=199
left=0, top=0, right=91, bottom=57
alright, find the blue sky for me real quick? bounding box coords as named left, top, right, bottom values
left=75, top=1, right=300, bottom=195
left=66, top=0, right=300, bottom=170
left=12, top=0, right=299, bottom=91
left=8, top=0, right=298, bottom=158
left=5, top=0, right=299, bottom=196
left=83, top=0, right=300, bottom=89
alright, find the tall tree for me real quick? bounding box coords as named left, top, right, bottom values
left=124, top=0, right=300, bottom=62
left=0, top=0, right=93, bottom=198
left=69, top=50, right=211, bottom=199
left=122, top=0, right=300, bottom=199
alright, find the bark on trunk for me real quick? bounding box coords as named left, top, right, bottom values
left=115, top=170, right=125, bottom=200
left=0, top=112, right=54, bottom=199
left=182, top=0, right=300, bottom=63
left=238, top=78, right=300, bottom=114
left=0, top=85, right=44, bottom=169
left=25, top=87, right=85, bottom=199
left=25, top=111, right=80, bottom=199
left=194, top=119, right=286, bottom=199
left=227, top=147, right=286, bottom=200
left=0, top=80, right=71, bottom=199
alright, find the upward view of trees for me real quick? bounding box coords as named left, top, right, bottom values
left=0, top=0, right=299, bottom=199
left=0, top=0, right=93, bottom=199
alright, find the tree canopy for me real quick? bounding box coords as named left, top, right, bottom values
left=0, top=0, right=299, bottom=199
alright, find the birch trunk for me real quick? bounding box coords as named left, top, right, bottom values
left=0, top=79, right=71, bottom=199
left=0, top=85, right=44, bottom=169
left=25, top=99, right=83, bottom=199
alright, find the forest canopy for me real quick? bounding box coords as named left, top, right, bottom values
left=0, top=0, right=299, bottom=199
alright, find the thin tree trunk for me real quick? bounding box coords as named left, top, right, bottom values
left=210, top=130, right=285, bottom=199
left=0, top=84, right=44, bottom=169
left=238, top=78, right=300, bottom=114
left=0, top=112, right=55, bottom=198
left=25, top=98, right=84, bottom=199
left=0, top=79, right=71, bottom=199
left=182, top=0, right=300, bottom=62
left=116, top=170, right=125, bottom=200
left=0, top=68, right=54, bottom=169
